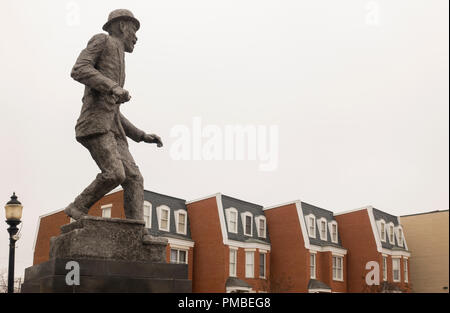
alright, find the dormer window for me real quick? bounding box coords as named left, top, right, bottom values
left=388, top=223, right=395, bottom=244
left=225, top=208, right=238, bottom=233
left=379, top=220, right=386, bottom=242
left=319, top=218, right=327, bottom=241
left=330, top=222, right=338, bottom=243
left=307, top=215, right=316, bottom=238
left=397, top=227, right=404, bottom=247
left=241, top=212, right=253, bottom=236
left=175, top=209, right=187, bottom=235
left=143, top=201, right=152, bottom=228
left=157, top=205, right=170, bottom=232
left=256, top=216, right=267, bottom=238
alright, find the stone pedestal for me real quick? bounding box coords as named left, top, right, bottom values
left=21, top=216, right=191, bottom=293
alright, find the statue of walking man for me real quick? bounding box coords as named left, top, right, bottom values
left=65, top=9, right=163, bottom=222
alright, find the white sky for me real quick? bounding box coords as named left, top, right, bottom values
left=0, top=0, right=448, bottom=278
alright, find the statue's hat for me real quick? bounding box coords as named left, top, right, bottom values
left=102, top=9, right=140, bottom=32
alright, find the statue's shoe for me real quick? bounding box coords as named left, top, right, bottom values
left=64, top=203, right=87, bottom=220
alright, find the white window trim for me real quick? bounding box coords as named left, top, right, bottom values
left=332, top=255, right=344, bottom=282
left=143, top=201, right=152, bottom=228
left=306, top=214, right=316, bottom=238
left=318, top=217, right=328, bottom=241
left=241, top=212, right=253, bottom=237
left=382, top=255, right=388, bottom=281
left=329, top=221, right=338, bottom=244
left=404, top=257, right=408, bottom=283
left=225, top=207, right=238, bottom=234
left=101, top=204, right=112, bottom=218
left=174, top=209, right=188, bottom=235
left=378, top=219, right=386, bottom=242
left=396, top=226, right=404, bottom=247
left=156, top=205, right=171, bottom=232
left=392, top=257, right=401, bottom=282
left=256, top=216, right=267, bottom=239
left=259, top=252, right=267, bottom=279
left=245, top=251, right=255, bottom=278
left=310, top=252, right=317, bottom=279
left=229, top=247, right=238, bottom=277
left=388, top=222, right=395, bottom=244
left=170, top=247, right=188, bottom=264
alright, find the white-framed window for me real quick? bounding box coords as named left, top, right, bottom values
left=170, top=248, right=187, bottom=264
left=332, top=256, right=343, bottom=281
left=307, top=215, right=316, bottom=238
left=156, top=205, right=170, bottom=232
left=175, top=209, right=187, bottom=235
left=382, top=256, right=388, bottom=281
left=404, top=258, right=408, bottom=283
left=330, top=222, right=338, bottom=243
left=256, top=216, right=267, bottom=238
left=225, top=208, right=238, bottom=233
left=310, top=253, right=316, bottom=279
left=241, top=212, right=253, bottom=237
left=259, top=252, right=266, bottom=279
left=392, top=258, right=401, bottom=282
left=379, top=220, right=386, bottom=242
left=245, top=251, right=255, bottom=278
left=229, top=248, right=237, bottom=277
left=101, top=204, right=112, bottom=218
left=319, top=218, right=327, bottom=241
left=397, top=227, right=404, bottom=247
left=143, top=201, right=152, bottom=228
left=388, top=223, right=395, bottom=244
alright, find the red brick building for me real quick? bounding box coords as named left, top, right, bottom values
left=335, top=206, right=411, bottom=292
left=264, top=200, right=347, bottom=293
left=33, top=189, right=194, bottom=280
left=186, top=193, right=271, bottom=293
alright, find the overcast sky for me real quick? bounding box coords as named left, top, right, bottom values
left=0, top=0, right=448, bottom=278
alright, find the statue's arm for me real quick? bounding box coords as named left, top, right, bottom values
left=120, top=113, right=146, bottom=143
left=70, top=33, right=118, bottom=94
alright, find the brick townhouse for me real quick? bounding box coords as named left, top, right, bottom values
left=186, top=193, right=271, bottom=293
left=264, top=200, right=348, bottom=293
left=33, top=189, right=194, bottom=280
left=335, top=206, right=411, bottom=292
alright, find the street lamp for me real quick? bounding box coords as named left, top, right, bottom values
left=4, top=192, right=23, bottom=293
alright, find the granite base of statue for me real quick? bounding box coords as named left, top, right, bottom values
left=21, top=216, right=192, bottom=293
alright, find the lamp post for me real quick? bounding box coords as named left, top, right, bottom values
left=4, top=192, right=23, bottom=293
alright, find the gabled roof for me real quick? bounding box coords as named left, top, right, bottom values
left=301, top=202, right=344, bottom=248
left=221, top=194, right=270, bottom=244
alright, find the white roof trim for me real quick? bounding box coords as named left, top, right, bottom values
left=309, top=244, right=347, bottom=255
left=164, top=237, right=195, bottom=248
left=263, top=200, right=301, bottom=211
left=32, top=207, right=65, bottom=253
left=334, top=205, right=373, bottom=216
left=186, top=193, right=220, bottom=205
left=295, top=201, right=311, bottom=250
left=367, top=207, right=383, bottom=253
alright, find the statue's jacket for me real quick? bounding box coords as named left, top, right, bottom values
left=71, top=33, right=145, bottom=144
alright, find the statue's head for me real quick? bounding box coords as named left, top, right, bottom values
left=103, top=9, right=140, bottom=53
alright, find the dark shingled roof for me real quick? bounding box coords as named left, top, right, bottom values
left=143, top=190, right=192, bottom=240
left=301, top=202, right=344, bottom=248
left=307, top=279, right=331, bottom=291
left=372, top=207, right=406, bottom=251
left=226, top=277, right=252, bottom=288
left=221, top=195, right=271, bottom=244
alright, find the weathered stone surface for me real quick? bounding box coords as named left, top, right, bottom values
left=49, top=216, right=167, bottom=263
left=21, top=258, right=191, bottom=293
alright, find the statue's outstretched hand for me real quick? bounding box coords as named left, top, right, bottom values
left=143, top=134, right=163, bottom=147
left=111, top=86, right=131, bottom=104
